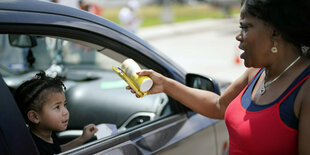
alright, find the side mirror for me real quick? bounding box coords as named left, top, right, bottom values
left=8, top=34, right=37, bottom=48
left=186, top=73, right=221, bottom=95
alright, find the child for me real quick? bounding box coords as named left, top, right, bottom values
left=14, top=71, right=98, bottom=154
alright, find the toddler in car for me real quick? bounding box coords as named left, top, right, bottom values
left=14, top=71, right=98, bottom=155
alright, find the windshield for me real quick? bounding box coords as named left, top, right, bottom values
left=0, top=34, right=38, bottom=75
left=0, top=34, right=113, bottom=77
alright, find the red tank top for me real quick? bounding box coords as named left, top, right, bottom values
left=225, top=68, right=310, bottom=155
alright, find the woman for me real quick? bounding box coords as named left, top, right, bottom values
left=127, top=0, right=310, bottom=154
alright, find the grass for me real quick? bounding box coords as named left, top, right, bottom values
left=100, top=3, right=240, bottom=28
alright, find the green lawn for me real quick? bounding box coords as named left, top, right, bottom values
left=101, top=3, right=240, bottom=27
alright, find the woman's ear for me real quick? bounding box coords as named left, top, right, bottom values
left=272, top=29, right=280, bottom=36
left=27, top=110, right=40, bottom=124
left=270, top=29, right=281, bottom=42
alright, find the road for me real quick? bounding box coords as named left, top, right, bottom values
left=137, top=18, right=247, bottom=83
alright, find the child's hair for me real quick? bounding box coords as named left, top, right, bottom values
left=14, top=71, right=66, bottom=125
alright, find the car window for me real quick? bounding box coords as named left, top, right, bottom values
left=0, top=34, right=172, bottom=151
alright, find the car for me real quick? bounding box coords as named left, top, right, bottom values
left=0, top=0, right=229, bottom=154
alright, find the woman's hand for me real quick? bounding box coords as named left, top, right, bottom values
left=126, top=69, right=167, bottom=97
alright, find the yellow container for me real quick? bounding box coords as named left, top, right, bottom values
left=112, top=59, right=153, bottom=97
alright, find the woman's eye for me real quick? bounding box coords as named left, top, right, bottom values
left=239, top=25, right=247, bottom=29
left=239, top=25, right=248, bottom=31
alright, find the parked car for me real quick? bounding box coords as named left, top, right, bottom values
left=0, top=0, right=229, bottom=154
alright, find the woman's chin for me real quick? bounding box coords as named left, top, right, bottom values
left=242, top=59, right=251, bottom=68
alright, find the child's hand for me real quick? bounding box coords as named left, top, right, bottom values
left=80, top=124, right=98, bottom=142
left=61, top=124, right=98, bottom=150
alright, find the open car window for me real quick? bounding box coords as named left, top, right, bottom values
left=0, top=34, right=172, bottom=151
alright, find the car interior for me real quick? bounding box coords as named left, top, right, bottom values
left=0, top=34, right=174, bottom=145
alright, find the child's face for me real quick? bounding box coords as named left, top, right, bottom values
left=37, top=92, right=69, bottom=132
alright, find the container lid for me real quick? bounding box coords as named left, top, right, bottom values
left=140, top=78, right=153, bottom=92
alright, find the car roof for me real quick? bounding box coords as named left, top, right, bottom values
left=0, top=0, right=128, bottom=37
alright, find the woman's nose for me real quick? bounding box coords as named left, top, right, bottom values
left=235, top=32, right=242, bottom=41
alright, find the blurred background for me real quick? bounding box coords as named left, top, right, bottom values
left=50, top=0, right=246, bottom=83
left=52, top=0, right=241, bottom=27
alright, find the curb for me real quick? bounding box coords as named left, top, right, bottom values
left=136, top=17, right=239, bottom=41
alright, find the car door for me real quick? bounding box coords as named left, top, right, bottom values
left=0, top=33, right=221, bottom=155
left=0, top=1, right=228, bottom=154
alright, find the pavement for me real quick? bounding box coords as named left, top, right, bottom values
left=137, top=17, right=239, bottom=41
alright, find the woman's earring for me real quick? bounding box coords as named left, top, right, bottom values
left=271, top=41, right=278, bottom=53
left=301, top=45, right=309, bottom=56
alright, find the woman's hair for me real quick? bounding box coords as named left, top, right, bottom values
left=14, top=71, right=66, bottom=125
left=241, top=0, right=310, bottom=56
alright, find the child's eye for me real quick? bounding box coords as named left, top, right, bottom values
left=55, top=105, right=60, bottom=110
